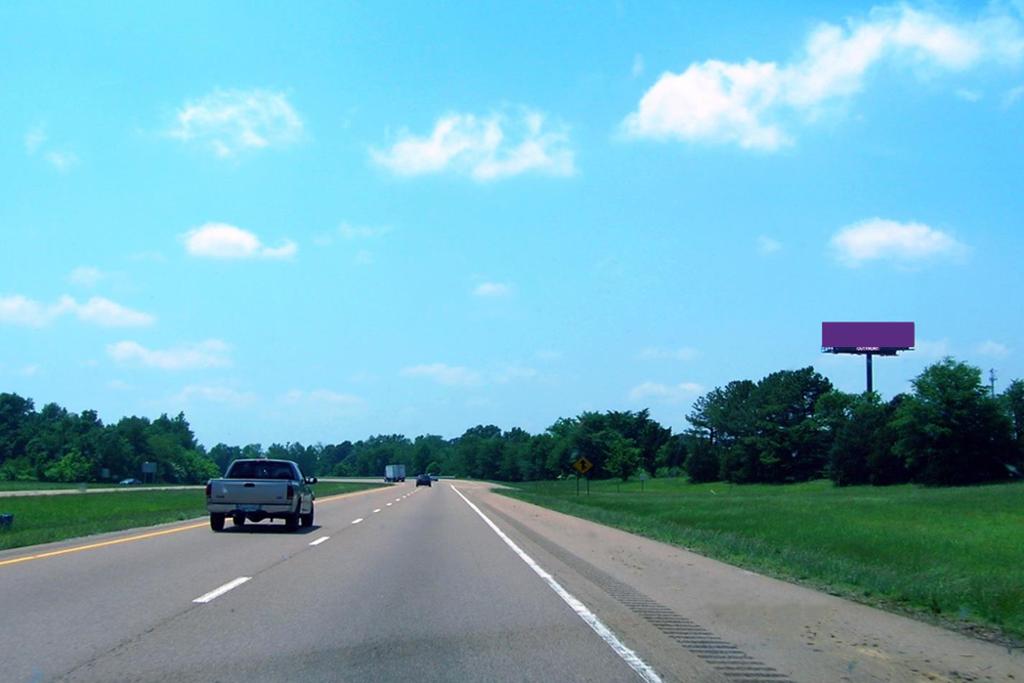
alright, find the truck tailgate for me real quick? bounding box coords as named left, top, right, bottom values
left=210, top=480, right=290, bottom=505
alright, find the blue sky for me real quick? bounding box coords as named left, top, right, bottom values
left=2, top=1, right=1023, bottom=447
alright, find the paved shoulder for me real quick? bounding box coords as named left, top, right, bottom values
left=464, top=482, right=1024, bottom=683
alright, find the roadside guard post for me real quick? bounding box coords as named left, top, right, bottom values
left=572, top=456, right=593, bottom=496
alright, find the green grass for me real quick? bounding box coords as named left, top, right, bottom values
left=500, top=478, right=1024, bottom=642
left=312, top=482, right=384, bottom=498
left=0, top=481, right=185, bottom=491
left=0, top=482, right=384, bottom=552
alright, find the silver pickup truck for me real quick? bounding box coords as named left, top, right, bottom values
left=205, top=459, right=317, bottom=532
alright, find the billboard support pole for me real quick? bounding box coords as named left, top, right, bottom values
left=865, top=352, right=873, bottom=394
left=821, top=323, right=913, bottom=396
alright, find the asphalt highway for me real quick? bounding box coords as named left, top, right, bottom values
left=0, top=482, right=643, bottom=682
left=2, top=482, right=1021, bottom=682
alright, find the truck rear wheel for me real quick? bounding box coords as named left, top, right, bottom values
left=300, top=503, right=314, bottom=528
left=210, top=513, right=225, bottom=532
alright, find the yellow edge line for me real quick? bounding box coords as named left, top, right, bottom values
left=0, top=484, right=392, bottom=569
left=0, top=522, right=208, bottom=568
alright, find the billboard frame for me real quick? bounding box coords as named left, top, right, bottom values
left=821, top=322, right=915, bottom=393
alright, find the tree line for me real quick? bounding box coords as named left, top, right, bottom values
left=2, top=357, right=1022, bottom=486
left=0, top=395, right=219, bottom=484
left=685, top=359, right=1023, bottom=486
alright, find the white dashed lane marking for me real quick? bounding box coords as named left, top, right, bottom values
left=373, top=508, right=381, bottom=513
left=309, top=536, right=330, bottom=546
left=193, top=577, right=251, bottom=604
left=351, top=518, right=363, bottom=525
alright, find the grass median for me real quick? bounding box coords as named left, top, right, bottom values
left=0, top=481, right=386, bottom=552
left=0, top=481, right=182, bottom=492
left=500, top=478, right=1024, bottom=642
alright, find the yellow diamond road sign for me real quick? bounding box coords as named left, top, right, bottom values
left=572, top=457, right=593, bottom=475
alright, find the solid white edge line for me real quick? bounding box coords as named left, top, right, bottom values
left=309, top=536, right=330, bottom=546
left=192, top=576, right=251, bottom=604
left=450, top=485, right=661, bottom=683
left=351, top=518, right=363, bottom=524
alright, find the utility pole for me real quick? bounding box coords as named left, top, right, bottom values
left=990, top=368, right=997, bottom=398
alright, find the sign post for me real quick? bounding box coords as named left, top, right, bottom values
left=572, top=456, right=593, bottom=496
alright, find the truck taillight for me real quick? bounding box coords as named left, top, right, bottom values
left=205, top=483, right=211, bottom=497
left=286, top=484, right=294, bottom=500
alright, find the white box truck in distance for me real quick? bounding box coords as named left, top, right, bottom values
left=384, top=464, right=406, bottom=483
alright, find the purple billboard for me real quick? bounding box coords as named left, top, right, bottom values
left=822, top=322, right=914, bottom=353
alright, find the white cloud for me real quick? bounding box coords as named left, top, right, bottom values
left=0, top=295, right=55, bottom=327
left=68, top=266, right=104, bottom=287
left=24, top=126, right=46, bottom=154
left=402, top=362, right=539, bottom=385
left=757, top=235, right=783, bottom=254
left=401, top=363, right=482, bottom=387
left=372, top=108, right=575, bottom=181
left=628, top=381, right=704, bottom=402
left=24, top=125, right=78, bottom=171
left=624, top=59, right=787, bottom=149
left=338, top=223, right=391, bottom=239
left=914, top=338, right=952, bottom=358
left=830, top=218, right=966, bottom=266
left=977, top=340, right=1010, bottom=358
left=638, top=347, right=699, bottom=361
left=107, top=380, right=132, bottom=391
left=168, top=88, right=303, bottom=158
left=19, top=364, right=40, bottom=377
left=473, top=282, right=512, bottom=297
left=172, top=384, right=257, bottom=406
left=107, top=339, right=231, bottom=370
left=354, top=249, right=374, bottom=266
left=0, top=295, right=153, bottom=327
left=1004, top=83, right=1024, bottom=106
left=623, top=5, right=1024, bottom=149
left=75, top=297, right=155, bottom=327
left=632, top=54, right=645, bottom=78
left=259, top=241, right=299, bottom=259
left=183, top=223, right=296, bottom=260
left=955, top=88, right=983, bottom=101
left=45, top=151, right=78, bottom=172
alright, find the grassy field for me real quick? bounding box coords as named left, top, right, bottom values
left=500, top=478, right=1024, bottom=642
left=0, top=481, right=384, bottom=552
left=0, top=481, right=188, bottom=491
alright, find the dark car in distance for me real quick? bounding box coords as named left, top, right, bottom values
left=415, top=474, right=432, bottom=487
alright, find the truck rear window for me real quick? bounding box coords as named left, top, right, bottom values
left=226, top=461, right=296, bottom=480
